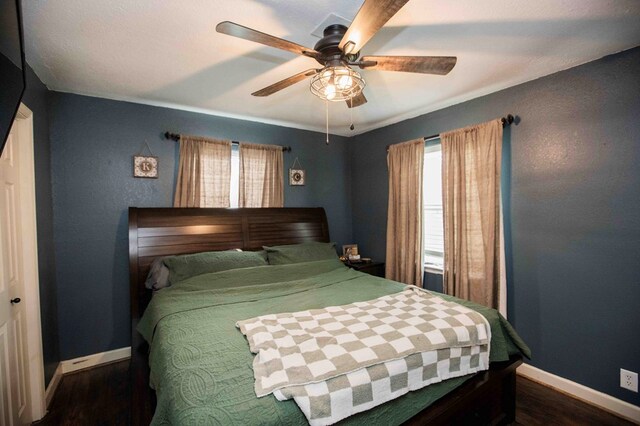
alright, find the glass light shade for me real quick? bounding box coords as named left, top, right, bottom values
left=324, top=84, right=336, bottom=100
left=336, top=75, right=353, bottom=90
left=310, top=65, right=365, bottom=102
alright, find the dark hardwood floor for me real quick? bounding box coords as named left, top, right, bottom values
left=34, top=360, right=129, bottom=426
left=34, top=360, right=635, bottom=425
left=514, top=377, right=634, bottom=426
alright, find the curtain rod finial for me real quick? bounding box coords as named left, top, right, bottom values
left=164, top=132, right=181, bottom=142
left=501, top=115, right=515, bottom=126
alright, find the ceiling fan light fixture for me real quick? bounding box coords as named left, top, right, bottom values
left=310, top=65, right=365, bottom=102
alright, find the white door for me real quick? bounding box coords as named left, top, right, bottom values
left=0, top=123, right=31, bottom=425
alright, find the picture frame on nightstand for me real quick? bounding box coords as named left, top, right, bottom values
left=342, top=244, right=360, bottom=261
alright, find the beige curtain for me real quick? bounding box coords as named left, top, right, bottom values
left=239, top=142, right=284, bottom=207
left=441, top=119, right=503, bottom=309
left=385, top=139, right=424, bottom=286
left=173, top=135, right=232, bottom=207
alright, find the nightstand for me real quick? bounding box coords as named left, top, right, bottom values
left=345, top=261, right=385, bottom=278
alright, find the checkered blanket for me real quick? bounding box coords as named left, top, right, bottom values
left=274, top=345, right=489, bottom=425
left=237, top=287, right=491, bottom=424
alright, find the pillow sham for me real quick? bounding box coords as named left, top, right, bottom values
left=163, top=250, right=268, bottom=284
left=145, top=257, right=171, bottom=290
left=264, top=241, right=338, bottom=265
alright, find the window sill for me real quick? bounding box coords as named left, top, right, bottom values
left=424, top=265, right=443, bottom=275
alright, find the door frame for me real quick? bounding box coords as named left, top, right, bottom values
left=14, top=103, right=46, bottom=421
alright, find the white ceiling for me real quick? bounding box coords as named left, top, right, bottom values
left=23, top=0, right=640, bottom=136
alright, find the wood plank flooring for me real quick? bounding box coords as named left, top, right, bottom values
left=34, top=359, right=635, bottom=425
left=515, top=377, right=635, bottom=426
left=34, top=360, right=129, bottom=426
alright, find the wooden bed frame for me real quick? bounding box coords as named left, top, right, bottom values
left=129, top=207, right=521, bottom=425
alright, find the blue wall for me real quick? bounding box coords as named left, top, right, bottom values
left=48, top=92, right=353, bottom=359
left=349, top=47, right=640, bottom=406
left=21, top=64, right=59, bottom=386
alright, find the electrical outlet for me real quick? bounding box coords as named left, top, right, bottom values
left=620, top=369, right=638, bottom=392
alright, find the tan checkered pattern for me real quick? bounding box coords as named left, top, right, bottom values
left=237, top=287, right=491, bottom=397
left=274, top=345, right=489, bottom=425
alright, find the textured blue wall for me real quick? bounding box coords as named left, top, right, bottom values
left=21, top=64, right=59, bottom=386
left=48, top=93, right=353, bottom=359
left=349, top=47, right=640, bottom=405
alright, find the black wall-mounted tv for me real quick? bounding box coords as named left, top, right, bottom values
left=0, top=0, right=27, bottom=155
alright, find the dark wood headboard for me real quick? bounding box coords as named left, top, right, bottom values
left=128, top=207, right=330, bottom=323
left=128, top=207, right=330, bottom=424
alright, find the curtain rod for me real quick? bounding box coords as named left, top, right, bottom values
left=163, top=132, right=292, bottom=153
left=386, top=114, right=516, bottom=152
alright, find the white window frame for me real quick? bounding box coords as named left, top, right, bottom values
left=230, top=144, right=239, bottom=208
left=423, top=141, right=444, bottom=274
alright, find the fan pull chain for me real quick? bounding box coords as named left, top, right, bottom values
left=350, top=97, right=354, bottom=131
left=325, top=100, right=330, bottom=145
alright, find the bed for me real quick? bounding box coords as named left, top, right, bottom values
left=129, top=207, right=527, bottom=425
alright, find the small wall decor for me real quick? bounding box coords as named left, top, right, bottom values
left=289, top=157, right=305, bottom=186
left=133, top=142, right=158, bottom=178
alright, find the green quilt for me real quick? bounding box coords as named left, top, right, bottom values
left=138, top=259, right=530, bottom=425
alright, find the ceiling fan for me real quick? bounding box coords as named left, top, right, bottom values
left=215, top=0, right=457, bottom=108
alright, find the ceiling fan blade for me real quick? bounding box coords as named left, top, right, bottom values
left=359, top=56, right=457, bottom=75
left=346, top=92, right=367, bottom=108
left=339, top=0, right=410, bottom=54
left=252, top=69, right=320, bottom=97
left=216, top=21, right=321, bottom=59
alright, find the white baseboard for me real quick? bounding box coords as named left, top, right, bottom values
left=60, top=346, right=131, bottom=375
left=43, top=347, right=131, bottom=410
left=517, top=363, right=640, bottom=424
left=45, top=363, right=63, bottom=408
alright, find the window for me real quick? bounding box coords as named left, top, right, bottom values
left=423, top=141, right=444, bottom=272
left=175, top=139, right=282, bottom=208
left=230, top=144, right=239, bottom=207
